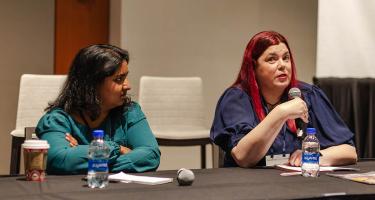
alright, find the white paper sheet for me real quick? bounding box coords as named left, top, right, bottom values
left=276, top=164, right=360, bottom=172
left=108, top=172, right=173, bottom=185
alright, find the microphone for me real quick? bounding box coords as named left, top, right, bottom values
left=177, top=168, right=195, bottom=186
left=288, top=87, right=307, bottom=138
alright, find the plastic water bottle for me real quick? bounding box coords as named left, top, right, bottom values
left=87, top=130, right=110, bottom=188
left=301, top=128, right=320, bottom=177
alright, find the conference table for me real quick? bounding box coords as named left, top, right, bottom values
left=2, top=161, right=375, bottom=200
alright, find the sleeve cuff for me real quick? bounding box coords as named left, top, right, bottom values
left=104, top=141, right=121, bottom=163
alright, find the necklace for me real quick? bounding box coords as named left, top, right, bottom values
left=265, top=100, right=280, bottom=110
left=79, top=111, right=113, bottom=141
left=79, top=111, right=92, bottom=135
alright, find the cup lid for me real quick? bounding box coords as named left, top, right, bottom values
left=22, top=140, right=50, bottom=149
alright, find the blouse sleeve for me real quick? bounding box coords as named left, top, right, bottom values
left=210, top=88, right=258, bottom=152
left=36, top=110, right=121, bottom=175
left=111, top=103, right=161, bottom=173
left=304, top=84, right=355, bottom=148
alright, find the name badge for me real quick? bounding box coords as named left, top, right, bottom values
left=265, top=154, right=290, bottom=167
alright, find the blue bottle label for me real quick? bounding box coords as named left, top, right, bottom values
left=302, top=152, right=320, bottom=164
left=88, top=159, right=108, bottom=172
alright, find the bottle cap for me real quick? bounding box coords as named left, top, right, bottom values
left=92, top=130, right=104, bottom=138
left=306, top=128, right=316, bottom=135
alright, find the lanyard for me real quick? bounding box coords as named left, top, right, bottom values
left=269, top=124, right=287, bottom=157
left=264, top=104, right=287, bottom=157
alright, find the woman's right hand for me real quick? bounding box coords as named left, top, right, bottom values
left=277, top=98, right=309, bottom=123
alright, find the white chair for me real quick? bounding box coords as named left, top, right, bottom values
left=138, top=76, right=211, bottom=168
left=10, top=74, right=67, bottom=175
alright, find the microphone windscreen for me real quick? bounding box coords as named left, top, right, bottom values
left=288, top=87, right=301, bottom=99
left=177, top=168, right=195, bottom=186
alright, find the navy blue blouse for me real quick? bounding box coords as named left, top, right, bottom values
left=210, top=82, right=355, bottom=167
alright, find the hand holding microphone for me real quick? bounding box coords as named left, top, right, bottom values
left=288, top=88, right=308, bottom=137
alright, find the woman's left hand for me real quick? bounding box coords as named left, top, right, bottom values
left=288, top=150, right=302, bottom=166
left=65, top=133, right=78, bottom=147
left=120, top=145, right=132, bottom=154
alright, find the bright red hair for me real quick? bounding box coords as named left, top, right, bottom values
left=233, top=31, right=298, bottom=133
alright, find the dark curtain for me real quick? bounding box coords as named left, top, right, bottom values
left=313, top=77, right=375, bottom=158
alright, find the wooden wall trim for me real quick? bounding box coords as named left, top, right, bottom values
left=54, top=0, right=109, bottom=74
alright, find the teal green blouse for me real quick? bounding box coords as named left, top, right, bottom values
left=36, top=102, right=160, bottom=175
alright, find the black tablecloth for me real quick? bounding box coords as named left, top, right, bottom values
left=2, top=161, right=375, bottom=200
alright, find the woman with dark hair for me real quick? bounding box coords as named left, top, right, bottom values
left=36, top=44, right=160, bottom=174
left=210, top=31, right=357, bottom=168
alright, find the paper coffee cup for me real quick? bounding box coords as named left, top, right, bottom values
left=22, top=140, right=50, bottom=181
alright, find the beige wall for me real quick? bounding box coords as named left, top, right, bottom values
left=0, top=1, right=54, bottom=174
left=110, top=0, right=122, bottom=47
left=119, top=0, right=317, bottom=170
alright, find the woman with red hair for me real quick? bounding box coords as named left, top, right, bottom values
left=210, top=31, right=357, bottom=168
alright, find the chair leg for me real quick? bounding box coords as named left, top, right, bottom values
left=10, top=136, right=24, bottom=175
left=211, top=144, right=219, bottom=168
left=201, top=144, right=206, bottom=169
left=218, top=146, right=225, bottom=168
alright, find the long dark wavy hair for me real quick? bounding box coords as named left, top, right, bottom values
left=46, top=44, right=131, bottom=120
left=233, top=31, right=298, bottom=133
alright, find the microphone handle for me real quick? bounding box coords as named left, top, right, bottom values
left=295, top=118, right=307, bottom=138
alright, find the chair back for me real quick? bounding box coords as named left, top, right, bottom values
left=11, top=74, right=67, bottom=137
left=139, top=76, right=206, bottom=132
